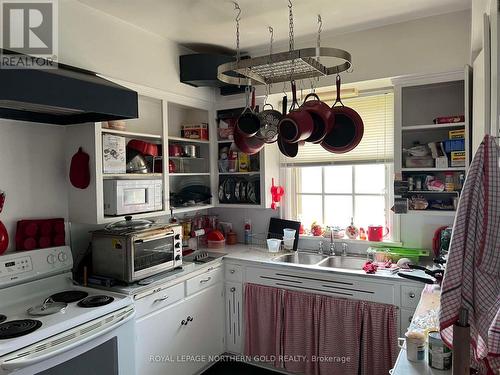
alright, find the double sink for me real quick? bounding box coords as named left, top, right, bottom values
left=272, top=252, right=367, bottom=271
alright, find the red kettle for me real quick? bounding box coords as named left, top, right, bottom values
left=0, top=191, right=8, bottom=254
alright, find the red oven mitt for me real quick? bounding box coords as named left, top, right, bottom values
left=70, top=147, right=90, bottom=189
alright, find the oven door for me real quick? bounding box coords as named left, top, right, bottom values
left=0, top=306, right=135, bottom=375
left=131, top=232, right=176, bottom=281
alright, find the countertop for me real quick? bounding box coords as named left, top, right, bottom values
left=391, top=284, right=450, bottom=375
left=93, top=244, right=433, bottom=298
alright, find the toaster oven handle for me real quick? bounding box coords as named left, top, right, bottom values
left=134, top=231, right=175, bottom=243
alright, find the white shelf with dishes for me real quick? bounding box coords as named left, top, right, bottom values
left=393, top=69, right=471, bottom=217
left=66, top=78, right=215, bottom=223
left=212, top=103, right=280, bottom=209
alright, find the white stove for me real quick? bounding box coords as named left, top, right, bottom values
left=0, top=247, right=135, bottom=375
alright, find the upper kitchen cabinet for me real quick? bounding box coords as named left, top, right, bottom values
left=393, top=68, right=472, bottom=217
left=213, top=103, right=280, bottom=209
left=66, top=78, right=214, bottom=224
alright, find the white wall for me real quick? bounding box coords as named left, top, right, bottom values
left=0, top=122, right=68, bottom=252
left=59, top=0, right=214, bottom=101
left=249, top=10, right=471, bottom=94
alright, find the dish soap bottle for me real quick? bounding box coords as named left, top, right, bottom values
left=244, top=219, right=252, bottom=245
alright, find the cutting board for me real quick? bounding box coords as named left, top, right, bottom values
left=268, top=218, right=301, bottom=251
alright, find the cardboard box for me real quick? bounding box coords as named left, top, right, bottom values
left=181, top=123, right=209, bottom=140
left=449, top=129, right=465, bottom=139
left=102, top=134, right=126, bottom=173
left=451, top=151, right=466, bottom=167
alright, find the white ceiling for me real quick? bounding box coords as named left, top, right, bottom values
left=78, top=0, right=471, bottom=52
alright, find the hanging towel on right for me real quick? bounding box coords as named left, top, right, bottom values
left=439, top=135, right=500, bottom=374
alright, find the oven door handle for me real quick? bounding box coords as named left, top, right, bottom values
left=134, top=231, right=174, bottom=243
left=0, top=307, right=135, bottom=371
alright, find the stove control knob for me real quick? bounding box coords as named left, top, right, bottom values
left=58, top=252, right=68, bottom=263
left=175, top=234, right=181, bottom=240
left=47, top=254, right=56, bottom=265
left=175, top=254, right=181, bottom=261
left=175, top=243, right=181, bottom=248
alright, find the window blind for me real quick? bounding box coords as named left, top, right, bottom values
left=281, top=92, right=394, bottom=165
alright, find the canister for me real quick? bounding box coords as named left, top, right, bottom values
left=428, top=331, right=452, bottom=370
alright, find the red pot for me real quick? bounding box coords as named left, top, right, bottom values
left=234, top=126, right=264, bottom=155
left=0, top=220, right=9, bottom=255
left=278, top=82, right=314, bottom=143
left=168, top=144, right=183, bottom=157
left=301, top=93, right=335, bottom=143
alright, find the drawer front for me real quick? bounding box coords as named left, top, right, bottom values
left=186, top=267, right=223, bottom=296
left=401, top=285, right=423, bottom=309
left=225, top=263, right=243, bottom=282
left=135, top=282, right=185, bottom=318
left=246, top=266, right=395, bottom=305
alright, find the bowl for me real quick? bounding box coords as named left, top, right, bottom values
left=207, top=239, right=225, bottom=249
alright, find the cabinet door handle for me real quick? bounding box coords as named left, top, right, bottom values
left=200, top=277, right=211, bottom=284
left=153, top=295, right=169, bottom=303
left=181, top=319, right=187, bottom=326
left=409, top=292, right=415, bottom=298
left=187, top=316, right=193, bottom=322
left=181, top=316, right=194, bottom=326
left=230, top=287, right=236, bottom=293
left=230, top=269, right=236, bottom=274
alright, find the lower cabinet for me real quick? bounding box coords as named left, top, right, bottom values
left=225, top=282, right=243, bottom=354
left=136, top=283, right=225, bottom=375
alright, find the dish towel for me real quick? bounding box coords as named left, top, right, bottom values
left=439, top=135, right=500, bottom=374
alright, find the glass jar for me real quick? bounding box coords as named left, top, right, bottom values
left=445, top=173, right=455, bottom=192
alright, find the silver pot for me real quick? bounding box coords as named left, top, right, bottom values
left=182, top=144, right=199, bottom=158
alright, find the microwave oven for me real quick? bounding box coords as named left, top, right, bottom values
left=103, top=179, right=163, bottom=216
left=92, top=224, right=182, bottom=283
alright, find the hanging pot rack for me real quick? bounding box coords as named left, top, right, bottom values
left=218, top=1, right=352, bottom=86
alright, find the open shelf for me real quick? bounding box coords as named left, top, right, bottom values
left=218, top=172, right=260, bottom=175
left=168, top=156, right=204, bottom=160
left=169, top=172, right=210, bottom=177
left=406, top=210, right=456, bottom=216
left=401, top=122, right=465, bottom=131
left=407, top=190, right=460, bottom=195
left=103, top=173, right=163, bottom=179
left=101, top=128, right=162, bottom=140
left=171, top=204, right=214, bottom=214
left=401, top=167, right=465, bottom=172
left=168, top=136, right=209, bottom=144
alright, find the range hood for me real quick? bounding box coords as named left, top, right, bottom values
left=0, top=54, right=138, bottom=125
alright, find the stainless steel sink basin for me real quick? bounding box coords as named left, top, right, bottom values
left=317, top=256, right=367, bottom=270
left=273, top=252, right=328, bottom=265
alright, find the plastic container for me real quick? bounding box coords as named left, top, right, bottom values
left=370, top=246, right=429, bottom=263
left=283, top=228, right=296, bottom=238
left=266, top=238, right=281, bottom=253
left=283, top=238, right=295, bottom=250
left=207, top=239, right=225, bottom=249
left=405, top=156, right=434, bottom=168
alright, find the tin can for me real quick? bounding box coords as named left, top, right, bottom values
left=428, top=331, right=452, bottom=370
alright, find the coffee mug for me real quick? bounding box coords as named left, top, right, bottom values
left=398, top=335, right=425, bottom=362
left=367, top=225, right=389, bottom=241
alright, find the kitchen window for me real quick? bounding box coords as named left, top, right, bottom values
left=280, top=91, right=396, bottom=240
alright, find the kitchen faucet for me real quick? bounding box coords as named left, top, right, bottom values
left=329, top=241, right=336, bottom=256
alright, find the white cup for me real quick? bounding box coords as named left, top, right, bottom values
left=398, top=334, right=425, bottom=362
left=283, top=228, right=296, bottom=238
left=267, top=238, right=281, bottom=253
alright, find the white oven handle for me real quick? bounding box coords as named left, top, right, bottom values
left=0, top=306, right=135, bottom=371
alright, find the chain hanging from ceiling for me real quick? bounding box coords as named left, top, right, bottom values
left=218, top=1, right=352, bottom=86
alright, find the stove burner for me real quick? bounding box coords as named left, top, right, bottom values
left=0, top=319, right=42, bottom=339
left=77, top=295, right=114, bottom=308
left=49, top=291, right=89, bottom=303
left=0, top=315, right=6, bottom=324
